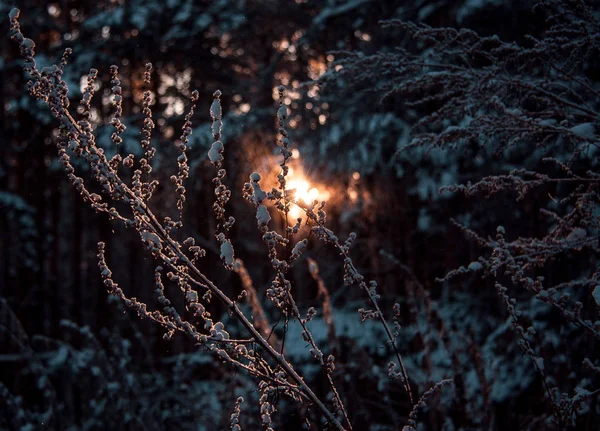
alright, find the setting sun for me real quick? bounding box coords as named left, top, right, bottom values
left=285, top=177, right=329, bottom=220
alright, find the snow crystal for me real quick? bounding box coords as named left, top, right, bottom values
left=277, top=105, right=288, bottom=120
left=291, top=239, right=307, bottom=257
left=208, top=140, right=224, bottom=163
left=186, top=291, right=198, bottom=303
left=210, top=321, right=230, bottom=340
left=256, top=204, right=270, bottom=227
left=220, top=240, right=234, bottom=267
left=22, top=38, right=35, bottom=49
left=210, top=99, right=222, bottom=120
left=141, top=231, right=161, bottom=249
left=211, top=120, right=222, bottom=137
left=249, top=173, right=267, bottom=204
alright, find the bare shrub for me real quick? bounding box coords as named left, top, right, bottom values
left=7, top=7, right=454, bottom=430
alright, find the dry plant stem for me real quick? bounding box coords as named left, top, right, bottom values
left=496, top=282, right=565, bottom=428
left=277, top=87, right=291, bottom=258
left=112, top=187, right=345, bottom=429
left=339, top=248, right=413, bottom=403
left=101, top=258, right=310, bottom=402
left=9, top=9, right=386, bottom=428
left=98, top=185, right=344, bottom=428
left=302, top=205, right=414, bottom=404
left=281, top=282, right=352, bottom=430
left=272, top=88, right=351, bottom=428
left=307, top=258, right=338, bottom=351
left=276, top=87, right=293, bottom=366
left=93, top=83, right=343, bottom=426
left=13, top=54, right=346, bottom=431
left=362, top=278, right=413, bottom=404
left=234, top=259, right=280, bottom=349
left=404, top=60, right=598, bottom=119
left=181, top=267, right=345, bottom=429
left=404, top=379, right=453, bottom=430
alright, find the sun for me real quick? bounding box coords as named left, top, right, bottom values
left=285, top=177, right=329, bottom=220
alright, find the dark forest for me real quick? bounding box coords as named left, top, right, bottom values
left=1, top=0, right=600, bottom=430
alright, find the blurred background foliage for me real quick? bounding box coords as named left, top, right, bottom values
left=1, top=0, right=599, bottom=430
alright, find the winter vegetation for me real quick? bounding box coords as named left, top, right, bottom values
left=1, top=0, right=600, bottom=430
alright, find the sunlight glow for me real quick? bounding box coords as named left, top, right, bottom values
left=285, top=175, right=328, bottom=221
left=289, top=205, right=303, bottom=220
left=288, top=180, right=309, bottom=201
